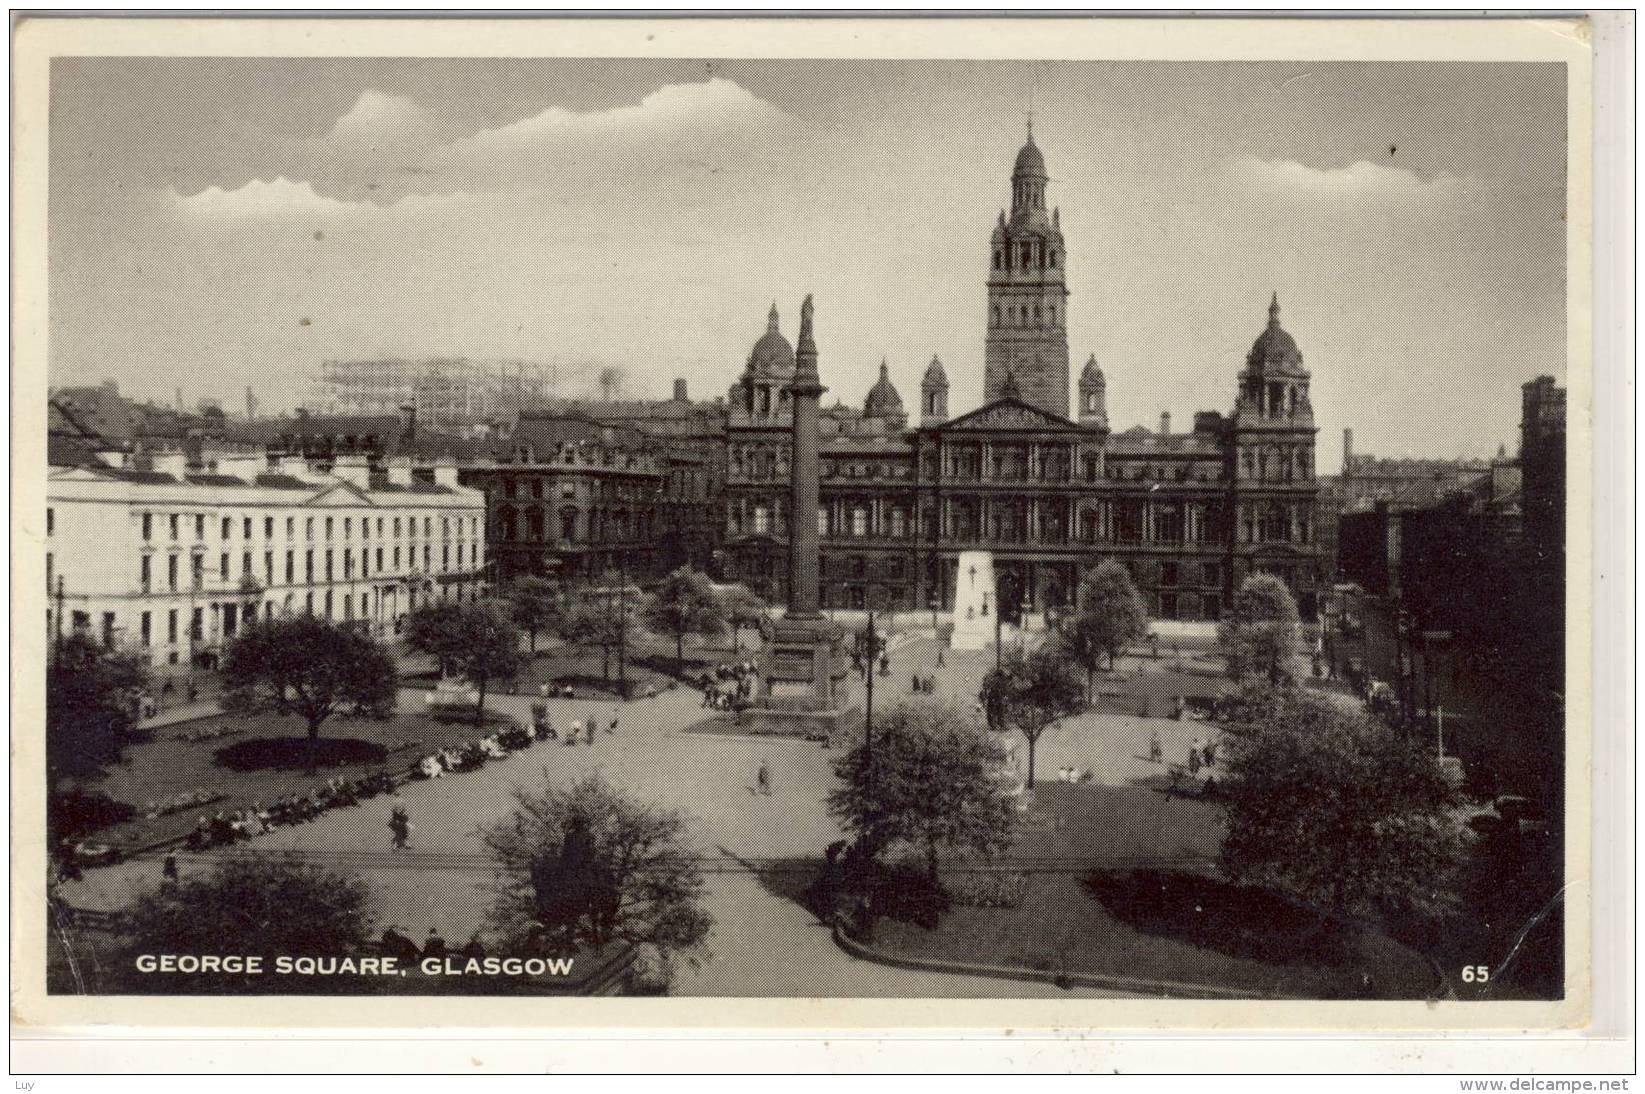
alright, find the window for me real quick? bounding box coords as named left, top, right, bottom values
left=220, top=553, right=229, bottom=580
left=992, top=249, right=1002, bottom=270
left=191, top=607, right=202, bottom=639
left=140, top=612, right=151, bottom=647
left=753, top=505, right=770, bottom=534
left=362, top=518, right=370, bottom=540
left=424, top=545, right=431, bottom=569
left=305, top=550, right=314, bottom=582
left=306, top=517, right=314, bottom=539
left=192, top=554, right=204, bottom=590
left=222, top=517, right=231, bottom=540
left=344, top=549, right=353, bottom=579
left=242, top=552, right=251, bottom=576
left=376, top=547, right=383, bottom=572
left=324, top=590, right=333, bottom=618
left=47, top=508, right=54, bottom=536
left=167, top=610, right=178, bottom=644
left=394, top=546, right=402, bottom=569
left=196, top=515, right=206, bottom=540
left=325, top=551, right=334, bottom=580
left=287, top=517, right=295, bottom=538
left=285, top=551, right=294, bottom=584
left=142, top=513, right=153, bottom=541
left=244, top=517, right=252, bottom=539
left=325, top=517, right=334, bottom=540
left=818, top=506, right=829, bottom=536
left=424, top=517, right=431, bottom=537
left=851, top=508, right=868, bottom=537
left=140, top=555, right=152, bottom=592
left=443, top=545, right=450, bottom=569
left=394, top=518, right=401, bottom=537
left=168, top=555, right=178, bottom=591
left=265, top=551, right=274, bottom=585
left=170, top=514, right=179, bottom=540
left=344, top=517, right=352, bottom=538
left=305, top=592, right=314, bottom=615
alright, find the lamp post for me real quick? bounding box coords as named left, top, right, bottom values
left=855, top=608, right=887, bottom=765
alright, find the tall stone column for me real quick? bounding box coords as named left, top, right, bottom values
left=788, top=294, right=824, bottom=619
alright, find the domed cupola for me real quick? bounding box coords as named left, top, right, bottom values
left=746, top=301, right=796, bottom=378
left=920, top=354, right=949, bottom=425
left=864, top=359, right=905, bottom=419
left=1013, top=127, right=1047, bottom=181
left=1246, top=292, right=1305, bottom=376
left=1078, top=353, right=1108, bottom=429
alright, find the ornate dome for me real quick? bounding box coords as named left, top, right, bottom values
left=864, top=359, right=905, bottom=417
left=1013, top=132, right=1047, bottom=178
left=1247, top=293, right=1303, bottom=370
left=1080, top=354, right=1105, bottom=384
left=747, top=302, right=795, bottom=376
left=922, top=354, right=949, bottom=387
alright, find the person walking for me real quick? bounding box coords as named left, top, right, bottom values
left=162, top=851, right=178, bottom=883
left=1149, top=730, right=1163, bottom=764
left=1187, top=747, right=1202, bottom=778
left=607, top=709, right=619, bottom=735
left=586, top=718, right=597, bottom=744
left=389, top=803, right=410, bottom=850
left=756, top=759, right=772, bottom=796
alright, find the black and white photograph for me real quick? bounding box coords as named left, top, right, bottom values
left=17, top=16, right=1605, bottom=1047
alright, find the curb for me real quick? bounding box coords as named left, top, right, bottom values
left=829, top=919, right=1275, bottom=999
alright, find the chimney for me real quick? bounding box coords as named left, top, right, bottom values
left=671, top=378, right=687, bottom=402
left=386, top=455, right=414, bottom=487
left=433, top=456, right=459, bottom=488
left=398, top=403, right=416, bottom=441
left=332, top=453, right=372, bottom=490
left=1159, top=411, right=1171, bottom=435
left=1343, top=428, right=1354, bottom=473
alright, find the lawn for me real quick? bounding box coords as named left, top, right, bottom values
left=861, top=784, right=1440, bottom=1000
left=77, top=703, right=523, bottom=853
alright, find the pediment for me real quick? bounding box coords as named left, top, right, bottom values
left=938, top=398, right=1084, bottom=433
left=306, top=481, right=375, bottom=507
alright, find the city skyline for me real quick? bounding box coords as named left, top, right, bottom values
left=50, top=59, right=1567, bottom=470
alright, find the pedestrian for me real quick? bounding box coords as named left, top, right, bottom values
left=608, top=710, right=619, bottom=735
left=936, top=648, right=945, bottom=667
left=1187, top=747, right=1202, bottom=777
left=162, top=851, right=178, bottom=883
left=586, top=718, right=596, bottom=744
left=756, top=759, right=772, bottom=796
left=389, top=803, right=410, bottom=850
left=1149, top=730, right=1163, bottom=764
left=913, top=672, right=922, bottom=693
left=1203, top=739, right=1217, bottom=768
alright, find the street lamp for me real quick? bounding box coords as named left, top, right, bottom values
left=854, top=608, right=888, bottom=764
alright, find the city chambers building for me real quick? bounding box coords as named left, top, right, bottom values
left=719, top=129, right=1322, bottom=622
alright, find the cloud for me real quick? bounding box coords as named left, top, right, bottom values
left=325, top=89, right=438, bottom=149
left=166, top=176, right=470, bottom=221
left=429, top=77, right=790, bottom=174
left=1226, top=155, right=1478, bottom=200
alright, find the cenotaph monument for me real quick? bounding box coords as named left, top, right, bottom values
left=950, top=549, right=998, bottom=651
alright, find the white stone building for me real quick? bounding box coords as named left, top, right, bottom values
left=47, top=448, right=487, bottom=675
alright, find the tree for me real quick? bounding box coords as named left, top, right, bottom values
left=119, top=857, right=371, bottom=990
left=507, top=576, right=562, bottom=654
left=1217, top=685, right=1466, bottom=922
left=978, top=642, right=1085, bottom=789
left=1062, top=560, right=1149, bottom=699
left=403, top=601, right=468, bottom=676
left=481, top=772, right=711, bottom=968
left=642, top=566, right=726, bottom=668
left=719, top=584, right=768, bottom=654
left=441, top=601, right=526, bottom=725
left=47, top=633, right=148, bottom=789
left=46, top=635, right=148, bottom=858
left=1219, top=573, right=1302, bottom=685
left=559, top=580, right=639, bottom=683
left=220, top=615, right=397, bottom=773
left=827, top=702, right=1017, bottom=880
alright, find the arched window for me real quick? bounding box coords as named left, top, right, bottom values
left=991, top=305, right=1000, bottom=327
left=560, top=507, right=578, bottom=541
left=1033, top=304, right=1042, bottom=321
left=1049, top=250, right=1058, bottom=268
left=1049, top=305, right=1057, bottom=326
left=993, top=250, right=1002, bottom=270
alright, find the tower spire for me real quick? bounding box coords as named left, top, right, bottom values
left=768, top=301, right=780, bottom=333
left=1269, top=291, right=1281, bottom=327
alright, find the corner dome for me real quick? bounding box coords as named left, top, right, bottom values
left=1247, top=293, right=1304, bottom=371
left=864, top=359, right=905, bottom=417
left=1080, top=354, right=1105, bottom=384
left=747, top=302, right=795, bottom=376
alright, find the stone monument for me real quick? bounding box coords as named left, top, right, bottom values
left=746, top=295, right=848, bottom=734
left=950, top=549, right=997, bottom=651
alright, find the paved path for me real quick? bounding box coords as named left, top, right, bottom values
left=68, top=641, right=1215, bottom=997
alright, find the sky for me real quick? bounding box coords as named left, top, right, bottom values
left=48, top=58, right=1567, bottom=471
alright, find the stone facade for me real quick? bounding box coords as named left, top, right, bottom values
left=719, top=132, right=1322, bottom=621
